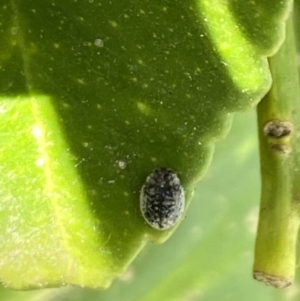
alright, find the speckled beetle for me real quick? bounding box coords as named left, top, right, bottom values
left=140, top=168, right=185, bottom=230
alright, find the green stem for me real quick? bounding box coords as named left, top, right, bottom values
left=253, top=14, right=300, bottom=288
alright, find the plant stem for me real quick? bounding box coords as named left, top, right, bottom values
left=253, top=14, right=300, bottom=288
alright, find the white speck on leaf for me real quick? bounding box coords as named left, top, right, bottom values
left=94, top=38, right=104, bottom=47
left=32, top=126, right=42, bottom=139
left=35, top=158, right=45, bottom=167
left=116, top=160, right=126, bottom=169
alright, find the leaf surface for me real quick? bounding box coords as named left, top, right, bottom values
left=0, top=0, right=293, bottom=288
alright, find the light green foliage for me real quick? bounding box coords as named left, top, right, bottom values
left=0, top=0, right=294, bottom=290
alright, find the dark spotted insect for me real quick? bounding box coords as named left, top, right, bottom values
left=140, top=168, right=185, bottom=230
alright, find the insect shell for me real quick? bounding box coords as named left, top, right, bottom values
left=140, top=168, right=185, bottom=230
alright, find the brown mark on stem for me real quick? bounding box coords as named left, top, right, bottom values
left=263, top=120, right=293, bottom=154
left=253, top=271, right=292, bottom=289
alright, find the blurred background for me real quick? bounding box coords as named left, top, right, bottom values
left=2, top=111, right=300, bottom=301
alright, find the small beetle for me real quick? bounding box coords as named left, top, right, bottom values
left=140, top=168, right=185, bottom=230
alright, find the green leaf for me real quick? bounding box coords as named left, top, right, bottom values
left=0, top=0, right=293, bottom=289
left=0, top=111, right=291, bottom=301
